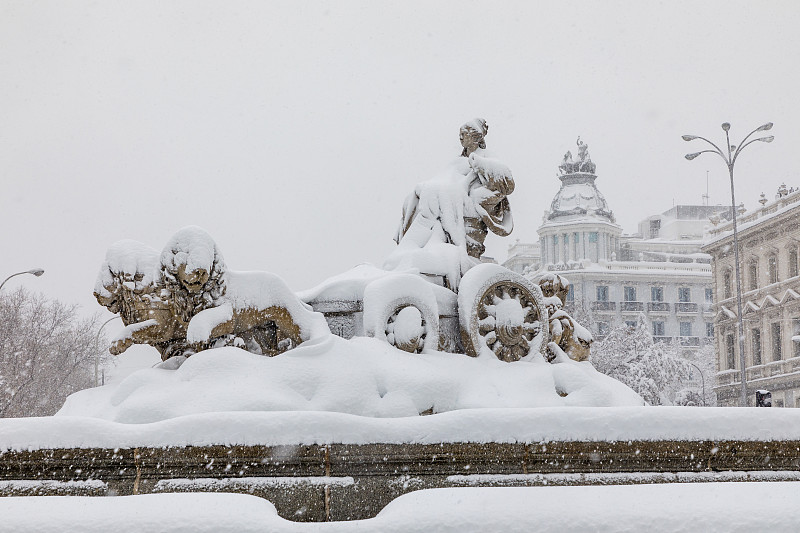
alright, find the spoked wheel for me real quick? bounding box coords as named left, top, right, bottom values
left=477, top=282, right=542, bottom=361
left=363, top=274, right=440, bottom=354
left=385, top=304, right=428, bottom=353
left=459, top=264, right=548, bottom=360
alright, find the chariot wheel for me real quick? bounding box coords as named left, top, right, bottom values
left=363, top=274, right=440, bottom=354
left=458, top=264, right=548, bottom=361
left=384, top=304, right=429, bottom=353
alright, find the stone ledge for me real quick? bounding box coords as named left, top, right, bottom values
left=2, top=440, right=799, bottom=521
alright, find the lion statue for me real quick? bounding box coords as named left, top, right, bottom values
left=95, top=226, right=330, bottom=360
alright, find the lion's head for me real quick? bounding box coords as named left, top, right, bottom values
left=159, top=226, right=227, bottom=324
left=93, top=239, right=161, bottom=325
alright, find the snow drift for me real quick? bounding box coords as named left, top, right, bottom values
left=58, top=335, right=642, bottom=423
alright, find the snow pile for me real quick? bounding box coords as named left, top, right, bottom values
left=94, top=239, right=160, bottom=301
left=187, top=270, right=330, bottom=345
left=7, top=405, right=800, bottom=450
left=3, top=483, right=800, bottom=532
left=363, top=273, right=440, bottom=352
left=57, top=335, right=642, bottom=423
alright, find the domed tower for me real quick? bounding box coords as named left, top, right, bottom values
left=538, top=138, right=622, bottom=267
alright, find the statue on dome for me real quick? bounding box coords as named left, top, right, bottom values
left=559, top=136, right=596, bottom=175
left=385, top=118, right=515, bottom=291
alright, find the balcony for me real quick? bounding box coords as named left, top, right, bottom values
left=592, top=301, right=616, bottom=312
left=679, top=336, right=700, bottom=347
left=620, top=301, right=643, bottom=312
left=653, top=336, right=673, bottom=344
left=702, top=303, right=714, bottom=314
left=647, top=302, right=670, bottom=313
left=675, top=302, right=698, bottom=314
left=716, top=370, right=739, bottom=386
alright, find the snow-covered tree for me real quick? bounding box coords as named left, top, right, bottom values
left=672, top=343, right=717, bottom=407
left=591, top=315, right=692, bottom=405
left=0, top=288, right=107, bottom=417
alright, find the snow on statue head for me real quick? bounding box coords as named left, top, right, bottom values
left=159, top=226, right=226, bottom=324
left=459, top=118, right=488, bottom=156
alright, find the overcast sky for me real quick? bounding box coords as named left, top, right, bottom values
left=2, top=1, right=799, bottom=362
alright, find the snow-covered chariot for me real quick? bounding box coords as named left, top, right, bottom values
left=300, top=118, right=589, bottom=362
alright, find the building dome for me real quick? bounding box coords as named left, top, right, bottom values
left=547, top=138, right=615, bottom=223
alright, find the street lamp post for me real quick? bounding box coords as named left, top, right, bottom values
left=682, top=122, right=774, bottom=407
left=0, top=268, right=45, bottom=291
left=95, top=315, right=122, bottom=387
left=687, top=361, right=706, bottom=406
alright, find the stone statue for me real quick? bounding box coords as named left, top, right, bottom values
left=536, top=273, right=592, bottom=362
left=559, top=137, right=596, bottom=175
left=94, top=226, right=330, bottom=360
left=384, top=118, right=514, bottom=290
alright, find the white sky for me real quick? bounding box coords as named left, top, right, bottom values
left=2, top=0, right=799, bottom=344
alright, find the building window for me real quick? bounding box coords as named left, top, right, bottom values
left=588, top=232, right=598, bottom=243
left=679, top=321, right=692, bottom=336
left=649, top=219, right=661, bottom=239
left=597, top=322, right=609, bottom=336
left=553, top=235, right=559, bottom=262
left=651, top=287, right=663, bottom=302
left=566, top=284, right=574, bottom=302
left=723, top=270, right=732, bottom=299
left=596, top=285, right=608, bottom=301
left=752, top=328, right=762, bottom=366
left=772, top=323, right=782, bottom=361
left=678, top=287, right=691, bottom=303
left=705, top=288, right=713, bottom=303
left=790, top=248, right=799, bottom=278
left=768, top=255, right=778, bottom=284
left=706, top=322, right=714, bottom=337
left=625, top=320, right=637, bottom=329
left=624, top=286, right=636, bottom=302
left=748, top=259, right=758, bottom=290
left=726, top=333, right=735, bottom=369
left=793, top=319, right=800, bottom=357
left=653, top=321, right=665, bottom=336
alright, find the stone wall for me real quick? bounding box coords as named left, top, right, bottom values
left=2, top=440, right=800, bottom=522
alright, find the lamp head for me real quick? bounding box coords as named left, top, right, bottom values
left=685, top=152, right=702, bottom=160
left=722, top=123, right=731, bottom=132
left=28, top=268, right=44, bottom=277
left=681, top=135, right=698, bottom=141
left=757, top=122, right=773, bottom=131
left=758, top=136, right=775, bottom=143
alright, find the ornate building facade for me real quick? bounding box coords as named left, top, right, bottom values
left=504, top=139, right=726, bottom=349
left=702, top=186, right=800, bottom=407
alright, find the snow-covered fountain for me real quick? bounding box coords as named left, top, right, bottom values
left=3, top=120, right=800, bottom=523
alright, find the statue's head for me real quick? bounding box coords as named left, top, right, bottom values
left=176, top=263, right=210, bottom=294
left=460, top=118, right=488, bottom=156
left=94, top=239, right=160, bottom=323
left=160, top=226, right=226, bottom=322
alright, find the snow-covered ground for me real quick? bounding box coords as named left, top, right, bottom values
left=3, top=483, right=800, bottom=532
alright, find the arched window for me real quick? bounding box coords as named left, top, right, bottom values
left=768, top=255, right=778, bottom=284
